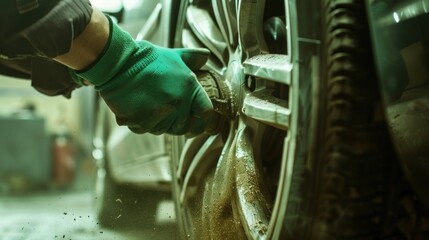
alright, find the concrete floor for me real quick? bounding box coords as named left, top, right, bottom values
left=0, top=149, right=178, bottom=240
left=0, top=190, right=178, bottom=240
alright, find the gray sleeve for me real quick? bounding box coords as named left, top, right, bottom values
left=1, top=0, right=93, bottom=58
left=0, top=0, right=93, bottom=98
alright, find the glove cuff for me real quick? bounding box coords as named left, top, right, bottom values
left=74, top=16, right=138, bottom=86
left=68, top=68, right=86, bottom=86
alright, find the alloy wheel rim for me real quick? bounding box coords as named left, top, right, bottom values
left=173, top=0, right=295, bottom=239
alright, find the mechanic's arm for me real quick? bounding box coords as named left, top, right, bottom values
left=1, top=0, right=213, bottom=135
left=0, top=0, right=95, bottom=97
left=54, top=9, right=109, bottom=71
left=57, top=8, right=213, bottom=136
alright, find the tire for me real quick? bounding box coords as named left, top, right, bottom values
left=170, top=0, right=402, bottom=239
left=285, top=1, right=400, bottom=239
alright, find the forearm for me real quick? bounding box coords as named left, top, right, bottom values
left=0, top=0, right=95, bottom=97
left=0, top=0, right=93, bottom=58
left=54, top=9, right=110, bottom=71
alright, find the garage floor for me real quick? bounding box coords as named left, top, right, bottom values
left=0, top=190, right=178, bottom=240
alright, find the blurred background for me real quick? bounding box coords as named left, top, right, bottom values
left=0, top=1, right=178, bottom=239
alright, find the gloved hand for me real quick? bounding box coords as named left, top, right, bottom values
left=71, top=17, right=213, bottom=135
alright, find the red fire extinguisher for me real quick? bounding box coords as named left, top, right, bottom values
left=52, top=121, right=75, bottom=187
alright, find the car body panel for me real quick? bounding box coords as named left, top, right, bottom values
left=107, top=126, right=171, bottom=188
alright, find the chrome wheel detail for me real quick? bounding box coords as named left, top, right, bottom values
left=172, top=0, right=290, bottom=239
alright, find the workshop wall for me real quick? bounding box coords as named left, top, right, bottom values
left=0, top=75, right=86, bottom=142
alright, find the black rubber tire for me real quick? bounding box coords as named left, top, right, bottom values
left=285, top=1, right=403, bottom=239
left=315, top=1, right=387, bottom=238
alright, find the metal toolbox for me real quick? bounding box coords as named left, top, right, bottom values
left=0, top=113, right=51, bottom=191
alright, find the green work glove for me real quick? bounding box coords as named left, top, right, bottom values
left=72, top=17, right=213, bottom=135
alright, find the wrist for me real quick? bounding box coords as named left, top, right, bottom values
left=72, top=16, right=139, bottom=87
left=54, top=9, right=110, bottom=70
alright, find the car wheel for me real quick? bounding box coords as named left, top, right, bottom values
left=170, top=0, right=399, bottom=239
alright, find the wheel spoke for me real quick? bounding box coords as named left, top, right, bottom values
left=244, top=54, right=292, bottom=85
left=212, top=0, right=230, bottom=46
left=212, top=0, right=238, bottom=47
left=179, top=135, right=223, bottom=203
left=186, top=5, right=228, bottom=65
left=177, top=134, right=209, bottom=182
left=206, top=127, right=245, bottom=239
left=243, top=89, right=289, bottom=130
left=237, top=0, right=268, bottom=56
left=234, top=127, right=271, bottom=239
left=222, top=0, right=238, bottom=45
left=182, top=29, right=225, bottom=74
